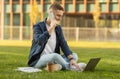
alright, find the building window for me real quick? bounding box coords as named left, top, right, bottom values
left=110, top=3, right=118, bottom=12
left=13, top=4, right=20, bottom=13
left=76, top=3, right=84, bottom=12
left=23, top=0, right=30, bottom=4
left=100, top=3, right=107, bottom=12
left=44, top=4, right=51, bottom=12
left=87, top=0, right=95, bottom=3
left=4, top=0, right=9, bottom=4
left=87, top=3, right=95, bottom=12
left=4, top=13, right=10, bottom=26
left=99, top=0, right=107, bottom=3
left=36, top=0, right=40, bottom=3
left=12, top=0, right=20, bottom=4
left=55, top=0, right=61, bottom=3
left=65, top=0, right=72, bottom=3
left=13, top=14, right=20, bottom=26
left=76, top=0, right=84, bottom=3
left=4, top=4, right=10, bottom=13
left=44, top=0, right=51, bottom=4
left=23, top=4, right=30, bottom=13
left=110, top=0, right=118, bottom=2
left=23, top=13, right=30, bottom=26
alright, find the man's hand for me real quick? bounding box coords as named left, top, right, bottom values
left=48, top=20, right=58, bottom=35
left=70, top=59, right=80, bottom=70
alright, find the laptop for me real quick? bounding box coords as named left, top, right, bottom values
left=83, top=58, right=101, bottom=72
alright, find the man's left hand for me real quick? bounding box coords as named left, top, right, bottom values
left=70, top=59, right=80, bottom=70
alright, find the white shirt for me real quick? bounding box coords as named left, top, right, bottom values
left=41, top=24, right=56, bottom=56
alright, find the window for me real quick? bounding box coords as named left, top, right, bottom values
left=44, top=0, right=51, bottom=3
left=65, top=4, right=73, bottom=12
left=87, top=3, right=95, bottom=12
left=87, top=0, right=95, bottom=3
left=4, top=0, right=9, bottom=4
left=13, top=14, right=20, bottom=26
left=23, top=4, right=30, bottom=13
left=110, top=3, right=118, bottom=12
left=55, top=0, right=61, bottom=2
left=76, top=3, right=84, bottom=12
left=13, top=4, right=20, bottom=13
left=76, top=0, right=84, bottom=3
left=110, top=0, right=118, bottom=2
left=100, top=3, right=107, bottom=12
left=12, top=0, right=20, bottom=4
left=99, top=0, right=107, bottom=3
left=23, top=13, right=30, bottom=26
left=65, top=0, right=72, bottom=3
left=44, top=4, right=51, bottom=12
left=23, top=0, right=30, bottom=4
left=4, top=13, right=10, bottom=26
left=4, top=4, right=10, bottom=13
left=36, top=0, right=40, bottom=3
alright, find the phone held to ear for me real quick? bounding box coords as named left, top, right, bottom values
left=48, top=12, right=60, bottom=26
left=49, top=12, right=54, bottom=22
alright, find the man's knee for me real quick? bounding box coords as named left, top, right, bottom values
left=72, top=53, right=78, bottom=61
left=53, top=53, right=61, bottom=59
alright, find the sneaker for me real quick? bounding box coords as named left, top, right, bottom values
left=78, top=63, right=87, bottom=71
left=44, top=64, right=62, bottom=72
left=70, top=63, right=86, bottom=71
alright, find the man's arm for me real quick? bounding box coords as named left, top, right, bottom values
left=58, top=26, right=72, bottom=56
left=68, top=54, right=80, bottom=69
left=58, top=26, right=80, bottom=69
left=33, top=24, right=50, bottom=45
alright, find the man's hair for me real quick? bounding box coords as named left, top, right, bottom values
left=49, top=2, right=64, bottom=11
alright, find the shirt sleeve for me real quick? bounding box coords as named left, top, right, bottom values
left=33, top=24, right=50, bottom=45
left=58, top=26, right=73, bottom=57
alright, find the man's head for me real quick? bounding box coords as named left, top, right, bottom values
left=48, top=2, right=64, bottom=22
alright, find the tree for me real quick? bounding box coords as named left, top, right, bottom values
left=29, top=0, right=40, bottom=25
left=93, top=0, right=101, bottom=40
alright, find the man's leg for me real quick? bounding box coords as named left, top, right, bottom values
left=34, top=53, right=69, bottom=69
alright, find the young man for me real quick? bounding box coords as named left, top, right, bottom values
left=28, top=2, right=86, bottom=71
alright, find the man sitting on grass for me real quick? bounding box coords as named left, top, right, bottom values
left=28, top=2, right=86, bottom=72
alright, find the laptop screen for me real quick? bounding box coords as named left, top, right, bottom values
left=84, top=58, right=101, bottom=71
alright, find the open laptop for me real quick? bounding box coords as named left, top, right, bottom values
left=83, top=58, right=101, bottom=72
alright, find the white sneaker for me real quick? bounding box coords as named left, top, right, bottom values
left=78, top=63, right=87, bottom=71
left=70, top=63, right=86, bottom=71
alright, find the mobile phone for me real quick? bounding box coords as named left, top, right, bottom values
left=48, top=12, right=54, bottom=22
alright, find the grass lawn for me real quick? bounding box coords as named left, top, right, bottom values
left=0, top=40, right=120, bottom=79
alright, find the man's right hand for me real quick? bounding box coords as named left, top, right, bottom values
left=48, top=20, right=58, bottom=35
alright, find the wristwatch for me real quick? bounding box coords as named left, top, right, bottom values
left=69, top=57, right=74, bottom=61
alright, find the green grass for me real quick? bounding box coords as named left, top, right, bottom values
left=0, top=46, right=120, bottom=79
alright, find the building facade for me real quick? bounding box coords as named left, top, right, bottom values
left=0, top=0, right=120, bottom=40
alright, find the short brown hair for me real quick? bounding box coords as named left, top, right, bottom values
left=49, top=2, right=64, bottom=11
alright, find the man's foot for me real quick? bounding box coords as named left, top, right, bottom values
left=70, top=63, right=86, bottom=71
left=44, top=64, right=62, bottom=72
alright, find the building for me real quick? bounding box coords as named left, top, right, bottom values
left=0, top=0, right=120, bottom=40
